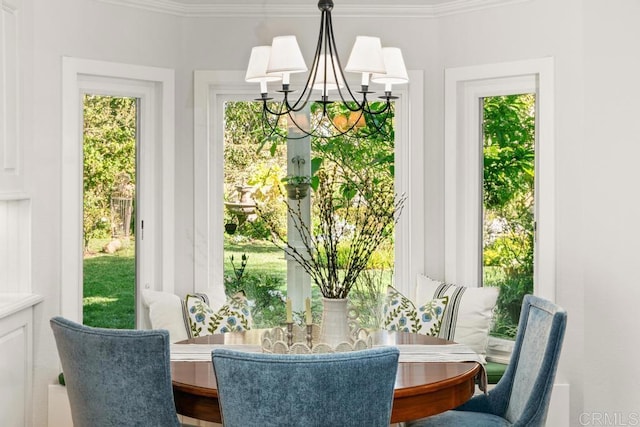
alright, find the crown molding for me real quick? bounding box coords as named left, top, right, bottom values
left=1, top=0, right=18, bottom=13
left=97, top=0, right=531, bottom=18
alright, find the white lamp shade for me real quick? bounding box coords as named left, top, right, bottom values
left=345, top=36, right=386, bottom=75
left=310, top=54, right=345, bottom=93
left=266, top=35, right=308, bottom=74
left=245, top=46, right=282, bottom=83
left=371, top=47, right=409, bottom=86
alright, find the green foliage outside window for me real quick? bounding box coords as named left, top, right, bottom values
left=223, top=100, right=398, bottom=326
left=83, top=95, right=137, bottom=251
left=482, top=94, right=536, bottom=339
left=223, top=102, right=288, bottom=239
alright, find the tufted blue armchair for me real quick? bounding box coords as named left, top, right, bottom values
left=50, top=316, right=189, bottom=427
left=212, top=346, right=400, bottom=427
left=407, top=294, right=567, bottom=427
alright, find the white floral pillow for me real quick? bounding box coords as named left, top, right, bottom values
left=183, top=291, right=252, bottom=338
left=382, top=286, right=448, bottom=336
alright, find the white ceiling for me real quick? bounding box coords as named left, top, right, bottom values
left=99, top=0, right=529, bottom=18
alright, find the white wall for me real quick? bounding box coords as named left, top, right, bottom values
left=581, top=0, right=640, bottom=419
left=429, top=0, right=640, bottom=421
left=20, top=0, right=640, bottom=425
left=27, top=1, right=183, bottom=426
left=432, top=0, right=587, bottom=422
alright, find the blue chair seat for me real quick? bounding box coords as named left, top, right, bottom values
left=414, top=410, right=512, bottom=426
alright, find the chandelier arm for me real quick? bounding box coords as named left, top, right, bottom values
left=325, top=11, right=364, bottom=109
left=262, top=99, right=290, bottom=117
left=280, top=82, right=315, bottom=118
left=323, top=11, right=329, bottom=101
left=271, top=101, right=344, bottom=141
left=326, top=106, right=393, bottom=140
left=286, top=113, right=362, bottom=140
left=264, top=101, right=309, bottom=140
left=284, top=96, right=312, bottom=114
left=323, top=110, right=393, bottom=141
left=285, top=9, right=327, bottom=114
left=260, top=107, right=287, bottom=140
left=360, top=107, right=395, bottom=138
left=323, top=110, right=365, bottom=136
left=287, top=112, right=323, bottom=139
left=293, top=117, right=392, bottom=140
left=278, top=84, right=315, bottom=116
left=362, top=98, right=392, bottom=115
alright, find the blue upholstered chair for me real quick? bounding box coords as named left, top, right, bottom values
left=212, top=346, right=400, bottom=427
left=50, top=316, right=186, bottom=427
left=407, top=294, right=567, bottom=427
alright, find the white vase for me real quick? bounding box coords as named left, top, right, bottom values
left=319, top=297, right=352, bottom=347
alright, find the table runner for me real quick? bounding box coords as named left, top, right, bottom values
left=171, top=343, right=482, bottom=361
left=170, top=343, right=261, bottom=360
left=385, top=343, right=488, bottom=392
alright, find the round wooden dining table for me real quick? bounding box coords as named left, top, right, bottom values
left=171, top=330, right=481, bottom=424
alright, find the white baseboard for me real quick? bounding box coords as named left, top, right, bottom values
left=547, top=383, right=570, bottom=427
left=47, top=384, right=72, bottom=427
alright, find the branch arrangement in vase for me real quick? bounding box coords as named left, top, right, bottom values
left=265, top=165, right=406, bottom=299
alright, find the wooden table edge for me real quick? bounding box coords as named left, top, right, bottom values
left=390, top=362, right=481, bottom=423
left=172, top=360, right=481, bottom=424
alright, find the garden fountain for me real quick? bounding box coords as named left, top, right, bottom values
left=224, top=184, right=257, bottom=228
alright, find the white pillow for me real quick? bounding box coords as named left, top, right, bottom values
left=141, top=288, right=243, bottom=343
left=141, top=289, right=189, bottom=343
left=415, top=275, right=498, bottom=356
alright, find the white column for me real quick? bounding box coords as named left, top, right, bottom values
left=286, top=111, right=312, bottom=313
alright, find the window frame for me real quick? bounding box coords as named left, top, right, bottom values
left=193, top=70, right=424, bottom=301
left=443, top=58, right=556, bottom=303
left=61, top=58, right=175, bottom=326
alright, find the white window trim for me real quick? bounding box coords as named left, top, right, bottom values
left=193, top=70, right=424, bottom=299
left=61, top=57, right=175, bottom=325
left=443, top=57, right=556, bottom=302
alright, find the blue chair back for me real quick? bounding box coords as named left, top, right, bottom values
left=407, top=294, right=566, bottom=427
left=50, top=316, right=181, bottom=427
left=498, top=294, right=567, bottom=424
left=212, top=346, right=400, bottom=427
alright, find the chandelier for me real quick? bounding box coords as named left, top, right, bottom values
left=245, top=0, right=409, bottom=141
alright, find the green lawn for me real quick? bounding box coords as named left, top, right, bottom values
left=223, top=238, right=286, bottom=281
left=83, top=237, right=388, bottom=329
left=83, top=237, right=288, bottom=329
left=83, top=239, right=136, bottom=329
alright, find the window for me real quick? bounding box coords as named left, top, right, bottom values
left=482, top=93, right=535, bottom=338
left=82, top=95, right=137, bottom=328
left=221, top=100, right=398, bottom=328
left=444, top=59, right=556, bottom=347
left=222, top=100, right=290, bottom=328
left=194, top=70, right=423, bottom=317
left=61, top=58, right=175, bottom=325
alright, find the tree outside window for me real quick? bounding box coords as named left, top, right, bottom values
left=482, top=94, right=536, bottom=339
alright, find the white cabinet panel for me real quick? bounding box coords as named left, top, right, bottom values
left=0, top=198, right=30, bottom=293
left=0, top=302, right=35, bottom=427
left=0, top=0, right=21, bottom=192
